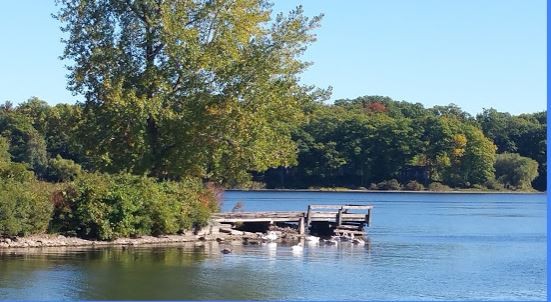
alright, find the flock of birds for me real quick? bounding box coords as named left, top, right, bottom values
left=221, top=231, right=365, bottom=254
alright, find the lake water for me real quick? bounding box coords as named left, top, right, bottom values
left=0, top=191, right=547, bottom=300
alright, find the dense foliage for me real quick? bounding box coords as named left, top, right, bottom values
left=0, top=137, right=53, bottom=236
left=1, top=95, right=545, bottom=197
left=494, top=153, right=539, bottom=190
left=50, top=173, right=218, bottom=240
left=0, top=130, right=220, bottom=239
left=259, top=96, right=546, bottom=191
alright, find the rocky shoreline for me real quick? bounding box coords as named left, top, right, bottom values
left=0, top=225, right=303, bottom=249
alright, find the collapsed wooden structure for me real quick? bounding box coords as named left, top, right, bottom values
left=212, top=204, right=373, bottom=236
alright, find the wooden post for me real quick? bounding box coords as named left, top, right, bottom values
left=336, top=208, right=343, bottom=226
left=298, top=217, right=305, bottom=235
left=306, top=205, right=312, bottom=227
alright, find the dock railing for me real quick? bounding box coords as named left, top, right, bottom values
left=306, top=204, right=373, bottom=228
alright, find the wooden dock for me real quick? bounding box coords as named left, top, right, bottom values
left=212, top=204, right=373, bottom=236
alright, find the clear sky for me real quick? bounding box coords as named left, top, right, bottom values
left=0, top=0, right=546, bottom=115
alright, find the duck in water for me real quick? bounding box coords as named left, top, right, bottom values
left=291, top=242, right=304, bottom=253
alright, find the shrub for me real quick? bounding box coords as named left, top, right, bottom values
left=0, top=160, right=35, bottom=182
left=484, top=178, right=504, bottom=191
left=368, top=183, right=378, bottom=190
left=50, top=173, right=219, bottom=240
left=0, top=180, right=53, bottom=237
left=0, top=138, right=53, bottom=236
left=238, top=181, right=266, bottom=190
left=377, top=179, right=401, bottom=190
left=404, top=180, right=424, bottom=191
left=428, top=182, right=452, bottom=191
left=494, top=153, right=539, bottom=191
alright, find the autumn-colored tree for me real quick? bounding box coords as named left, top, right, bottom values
left=366, top=102, right=386, bottom=113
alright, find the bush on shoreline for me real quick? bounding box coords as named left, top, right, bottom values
left=376, top=179, right=402, bottom=191
left=50, top=173, right=220, bottom=240
left=0, top=138, right=54, bottom=237
left=0, top=180, right=53, bottom=237
left=404, top=180, right=425, bottom=191
left=1, top=136, right=221, bottom=240
left=428, top=182, right=453, bottom=192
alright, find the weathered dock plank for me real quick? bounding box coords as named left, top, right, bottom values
left=212, top=204, right=373, bottom=236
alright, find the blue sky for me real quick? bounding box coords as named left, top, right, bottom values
left=0, top=0, right=546, bottom=115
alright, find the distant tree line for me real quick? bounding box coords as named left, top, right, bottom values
left=257, top=96, right=546, bottom=192
left=1, top=95, right=545, bottom=193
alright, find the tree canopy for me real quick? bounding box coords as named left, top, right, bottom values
left=55, top=0, right=326, bottom=185
left=260, top=96, right=545, bottom=191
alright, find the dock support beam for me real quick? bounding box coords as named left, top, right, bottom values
left=336, top=208, right=343, bottom=226
left=306, top=205, right=312, bottom=227
left=298, top=217, right=305, bottom=235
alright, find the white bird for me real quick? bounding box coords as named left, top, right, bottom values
left=291, top=242, right=304, bottom=252
left=305, top=235, right=320, bottom=242
left=266, top=242, right=278, bottom=250
left=262, top=231, right=278, bottom=241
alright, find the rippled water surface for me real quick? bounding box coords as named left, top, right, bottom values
left=0, top=191, right=546, bottom=300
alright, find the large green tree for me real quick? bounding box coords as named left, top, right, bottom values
left=56, top=0, right=325, bottom=185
